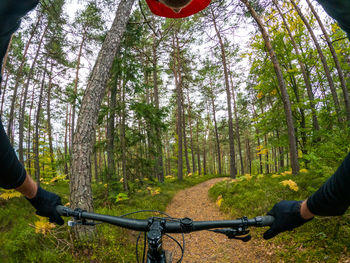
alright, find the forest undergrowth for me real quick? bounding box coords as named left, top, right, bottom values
left=209, top=170, right=350, bottom=262
left=1, top=167, right=350, bottom=262
left=0, top=173, right=221, bottom=262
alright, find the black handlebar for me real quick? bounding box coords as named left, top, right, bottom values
left=56, top=205, right=274, bottom=233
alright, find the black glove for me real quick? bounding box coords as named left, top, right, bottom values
left=26, top=186, right=64, bottom=225
left=263, top=200, right=313, bottom=240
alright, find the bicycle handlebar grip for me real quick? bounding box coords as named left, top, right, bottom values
left=260, top=215, right=274, bottom=226
left=56, top=205, right=70, bottom=216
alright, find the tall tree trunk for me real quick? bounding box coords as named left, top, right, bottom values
left=253, top=105, right=263, bottom=174
left=276, top=129, right=284, bottom=169
left=152, top=39, right=164, bottom=182
left=46, top=61, right=56, bottom=175
left=187, top=94, right=196, bottom=173
left=171, top=31, right=183, bottom=181
left=107, top=82, right=117, bottom=181
left=0, top=35, right=12, bottom=112
left=305, top=0, right=350, bottom=124
left=71, top=34, right=86, bottom=151
left=273, top=0, right=320, bottom=132
left=34, top=58, right=48, bottom=185
left=70, top=0, right=135, bottom=240
left=120, top=82, right=128, bottom=191
left=182, top=105, right=191, bottom=175
left=210, top=7, right=237, bottom=178
left=242, top=0, right=299, bottom=174
left=290, top=0, right=342, bottom=124
left=1, top=35, right=13, bottom=77
left=209, top=79, right=222, bottom=175
left=26, top=84, right=36, bottom=176
left=286, top=66, right=307, bottom=156
left=0, top=70, right=9, bottom=116
left=196, top=120, right=201, bottom=176
left=165, top=131, right=171, bottom=176
left=64, top=106, right=69, bottom=176
left=18, top=24, right=48, bottom=164
left=230, top=72, right=244, bottom=175
left=7, top=14, right=42, bottom=144
left=93, top=131, right=99, bottom=183
left=246, top=136, right=252, bottom=174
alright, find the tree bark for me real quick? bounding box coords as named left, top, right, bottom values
left=46, top=61, right=56, bottom=175
left=120, top=83, right=128, bottom=189
left=242, top=0, right=299, bottom=174
left=34, top=58, right=48, bottom=184
left=273, top=0, right=320, bottom=132
left=196, top=120, right=201, bottom=176
left=18, top=24, right=48, bottom=164
left=64, top=106, right=69, bottom=176
left=8, top=14, right=42, bottom=144
left=210, top=7, right=237, bottom=178
left=182, top=106, right=191, bottom=175
left=187, top=94, right=196, bottom=174
left=71, top=33, right=86, bottom=151
left=172, top=32, right=183, bottom=181
left=0, top=70, right=9, bottom=116
left=70, top=0, right=135, bottom=240
left=106, top=82, right=117, bottom=181
left=209, top=78, right=222, bottom=175
left=229, top=72, right=244, bottom=175
left=290, top=0, right=343, bottom=124
left=152, top=39, right=164, bottom=183
left=305, top=0, right=350, bottom=124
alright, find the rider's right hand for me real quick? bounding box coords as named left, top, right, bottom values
left=263, top=200, right=313, bottom=240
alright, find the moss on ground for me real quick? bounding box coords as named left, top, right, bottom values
left=208, top=172, right=350, bottom=262
left=0, top=173, right=220, bottom=262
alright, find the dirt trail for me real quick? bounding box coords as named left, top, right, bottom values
left=163, top=178, right=276, bottom=263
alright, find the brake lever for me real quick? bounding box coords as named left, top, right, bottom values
left=212, top=227, right=251, bottom=242
left=67, top=219, right=98, bottom=227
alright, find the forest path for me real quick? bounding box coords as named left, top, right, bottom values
left=163, top=177, right=276, bottom=262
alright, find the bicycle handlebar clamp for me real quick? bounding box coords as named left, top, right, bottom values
left=180, top=217, right=193, bottom=233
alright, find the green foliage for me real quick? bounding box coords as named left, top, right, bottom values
left=209, top=170, right=350, bottom=261
left=0, top=174, right=221, bottom=262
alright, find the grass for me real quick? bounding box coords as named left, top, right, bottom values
left=208, top=172, right=350, bottom=262
left=0, top=173, right=221, bottom=262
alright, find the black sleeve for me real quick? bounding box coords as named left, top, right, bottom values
left=0, top=0, right=39, bottom=82
left=0, top=118, right=26, bottom=189
left=0, top=0, right=39, bottom=189
left=307, top=152, right=350, bottom=216
left=316, top=0, right=350, bottom=37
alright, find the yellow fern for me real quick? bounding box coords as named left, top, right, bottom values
left=271, top=174, right=281, bottom=178
left=216, top=195, right=223, bottom=207
left=244, top=174, right=253, bottom=180
left=0, top=190, right=22, bottom=200
left=34, top=216, right=56, bottom=235
left=280, top=180, right=299, bottom=192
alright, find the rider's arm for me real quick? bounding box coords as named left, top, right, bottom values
left=264, top=153, right=350, bottom=239
left=0, top=119, right=27, bottom=189
left=316, top=0, right=350, bottom=37
left=0, top=0, right=39, bottom=80
left=0, top=1, right=64, bottom=225
left=15, top=173, right=38, bottom=198
left=306, top=152, right=350, bottom=216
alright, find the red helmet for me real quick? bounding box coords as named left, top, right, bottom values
left=145, top=0, right=211, bottom=18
